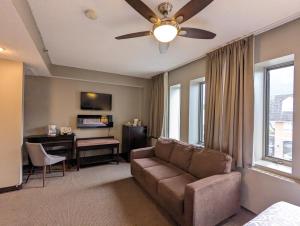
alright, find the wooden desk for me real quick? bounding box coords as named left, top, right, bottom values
left=76, top=136, right=120, bottom=171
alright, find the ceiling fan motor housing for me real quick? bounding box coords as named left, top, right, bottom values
left=158, top=2, right=173, bottom=17
left=153, top=18, right=178, bottom=31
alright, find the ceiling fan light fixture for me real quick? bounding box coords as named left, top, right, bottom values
left=153, top=20, right=178, bottom=43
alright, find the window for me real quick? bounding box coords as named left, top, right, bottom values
left=169, top=84, right=181, bottom=140
left=189, top=78, right=205, bottom=145
left=198, top=82, right=205, bottom=145
left=264, top=63, right=294, bottom=164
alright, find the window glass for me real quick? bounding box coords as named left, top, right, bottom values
left=265, top=64, right=294, bottom=162
left=199, top=83, right=205, bottom=145
left=169, top=84, right=181, bottom=140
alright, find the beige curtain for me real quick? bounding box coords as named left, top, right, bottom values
left=204, top=36, right=254, bottom=167
left=149, top=74, right=164, bottom=138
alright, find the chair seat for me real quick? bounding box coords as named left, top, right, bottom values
left=46, top=154, right=66, bottom=165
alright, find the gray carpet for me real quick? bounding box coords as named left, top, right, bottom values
left=0, top=163, right=254, bottom=226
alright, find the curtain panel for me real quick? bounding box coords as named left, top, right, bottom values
left=204, top=36, right=254, bottom=167
left=149, top=73, right=165, bottom=138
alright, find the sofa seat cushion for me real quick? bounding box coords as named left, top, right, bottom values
left=158, top=173, right=197, bottom=215
left=143, top=164, right=184, bottom=193
left=169, top=141, right=194, bottom=171
left=189, top=149, right=232, bottom=179
left=131, top=157, right=164, bottom=182
left=154, top=138, right=175, bottom=162
left=132, top=157, right=164, bottom=169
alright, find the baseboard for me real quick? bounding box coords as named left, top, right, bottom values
left=0, top=184, right=22, bottom=194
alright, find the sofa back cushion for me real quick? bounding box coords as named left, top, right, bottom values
left=169, top=141, right=194, bottom=171
left=188, top=149, right=232, bottom=179
left=154, top=138, right=174, bottom=162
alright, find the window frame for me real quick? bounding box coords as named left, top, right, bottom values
left=198, top=81, right=205, bottom=145
left=263, top=61, right=294, bottom=166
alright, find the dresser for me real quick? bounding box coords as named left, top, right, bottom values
left=122, top=125, right=147, bottom=161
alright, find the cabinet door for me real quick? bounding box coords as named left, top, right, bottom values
left=132, top=127, right=147, bottom=148
left=122, top=126, right=131, bottom=153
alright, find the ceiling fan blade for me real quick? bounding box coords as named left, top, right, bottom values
left=125, top=0, right=159, bottom=23
left=115, top=31, right=152, bottom=40
left=179, top=27, right=216, bottom=39
left=159, top=42, right=169, bottom=54
left=174, top=0, right=214, bottom=24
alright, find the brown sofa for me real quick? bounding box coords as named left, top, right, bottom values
left=131, top=138, right=241, bottom=226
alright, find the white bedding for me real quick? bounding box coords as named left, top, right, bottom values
left=244, top=201, right=300, bottom=226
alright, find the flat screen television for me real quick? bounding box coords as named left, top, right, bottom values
left=81, top=92, right=112, bottom=110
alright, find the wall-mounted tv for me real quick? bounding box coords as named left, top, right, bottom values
left=81, top=92, right=112, bottom=110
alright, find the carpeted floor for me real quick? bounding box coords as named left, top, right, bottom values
left=0, top=163, right=254, bottom=226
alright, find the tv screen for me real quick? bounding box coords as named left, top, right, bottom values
left=81, top=92, right=112, bottom=110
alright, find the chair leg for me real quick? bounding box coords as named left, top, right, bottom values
left=43, top=165, right=46, bottom=187
left=62, top=160, right=65, bottom=176
left=25, top=166, right=34, bottom=184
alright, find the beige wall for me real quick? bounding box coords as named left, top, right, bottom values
left=242, top=18, right=300, bottom=214
left=24, top=66, right=151, bottom=154
left=168, top=18, right=300, bottom=214
left=169, top=57, right=207, bottom=142
left=0, top=59, right=23, bottom=188
left=50, top=65, right=151, bottom=126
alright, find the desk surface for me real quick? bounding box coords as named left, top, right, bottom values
left=26, top=134, right=75, bottom=143
left=77, top=138, right=120, bottom=147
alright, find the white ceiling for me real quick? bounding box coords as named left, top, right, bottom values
left=27, top=0, right=300, bottom=78
left=0, top=0, right=50, bottom=76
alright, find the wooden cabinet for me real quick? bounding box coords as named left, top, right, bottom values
left=122, top=125, right=147, bottom=161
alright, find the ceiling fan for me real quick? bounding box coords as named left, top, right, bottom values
left=115, top=0, right=216, bottom=53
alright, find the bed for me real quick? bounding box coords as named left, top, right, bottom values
left=244, top=201, right=300, bottom=226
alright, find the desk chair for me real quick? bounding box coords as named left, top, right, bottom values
left=25, top=142, right=66, bottom=187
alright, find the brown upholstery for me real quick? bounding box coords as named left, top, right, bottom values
left=184, top=172, right=241, bottom=226
left=154, top=138, right=174, bottom=162
left=158, top=173, right=197, bottom=215
left=143, top=164, right=184, bottom=192
left=130, top=147, right=154, bottom=161
left=132, top=157, right=163, bottom=169
left=169, top=141, right=194, bottom=171
left=188, top=149, right=232, bottom=179
left=130, top=138, right=241, bottom=226
left=131, top=148, right=155, bottom=181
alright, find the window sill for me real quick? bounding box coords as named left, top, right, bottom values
left=194, top=143, right=204, bottom=148
left=254, top=159, right=292, bottom=176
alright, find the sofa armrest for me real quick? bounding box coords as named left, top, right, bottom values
left=130, top=146, right=155, bottom=161
left=184, top=172, right=241, bottom=226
